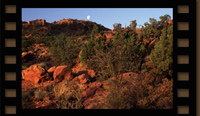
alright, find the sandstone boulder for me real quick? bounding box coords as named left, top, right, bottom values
left=53, top=65, right=72, bottom=82
left=120, top=72, right=138, bottom=82
left=21, top=65, right=51, bottom=83
left=73, top=74, right=90, bottom=84
left=82, top=86, right=98, bottom=98
left=74, top=74, right=90, bottom=84
left=81, top=82, right=105, bottom=109
left=48, top=66, right=57, bottom=73
left=87, top=70, right=96, bottom=78
left=47, top=66, right=57, bottom=77
left=82, top=87, right=105, bottom=109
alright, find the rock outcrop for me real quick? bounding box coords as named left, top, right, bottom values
left=27, top=19, right=46, bottom=26
left=21, top=65, right=51, bottom=83
left=53, top=65, right=72, bottom=82
left=73, top=74, right=90, bottom=84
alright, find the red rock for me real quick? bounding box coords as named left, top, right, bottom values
left=22, top=52, right=27, bottom=58
left=148, top=38, right=160, bottom=53
left=146, top=61, right=153, bottom=68
left=87, top=70, right=96, bottom=78
left=104, top=32, right=115, bottom=41
left=21, top=65, right=50, bottom=83
left=168, top=19, right=173, bottom=25
left=81, top=82, right=106, bottom=109
left=122, top=72, right=137, bottom=78
left=77, top=70, right=96, bottom=78
left=39, top=43, right=45, bottom=46
left=82, top=86, right=98, bottom=98
left=47, top=66, right=57, bottom=77
left=53, top=65, right=72, bottom=81
left=82, top=87, right=105, bottom=109
left=44, top=50, right=48, bottom=53
left=123, top=72, right=138, bottom=81
left=143, top=39, right=150, bottom=46
left=27, top=50, right=35, bottom=54
left=73, top=74, right=90, bottom=84
left=48, top=66, right=57, bottom=73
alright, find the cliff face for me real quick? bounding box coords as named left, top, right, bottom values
left=23, top=19, right=46, bottom=26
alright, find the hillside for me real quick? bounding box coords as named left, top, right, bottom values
left=22, top=15, right=173, bottom=109
left=22, top=18, right=110, bottom=36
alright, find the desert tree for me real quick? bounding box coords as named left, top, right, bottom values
left=149, top=24, right=173, bottom=78
left=130, top=20, right=137, bottom=29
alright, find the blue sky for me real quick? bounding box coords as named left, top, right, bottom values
left=22, top=8, right=173, bottom=30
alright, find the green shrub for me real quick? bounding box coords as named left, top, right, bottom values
left=80, top=27, right=147, bottom=81
left=49, top=34, right=82, bottom=67
left=149, top=25, right=173, bottom=78
left=22, top=48, right=28, bottom=53
left=22, top=36, right=29, bottom=48
left=33, top=23, right=42, bottom=28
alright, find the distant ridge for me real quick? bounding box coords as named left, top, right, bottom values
left=22, top=18, right=111, bottom=35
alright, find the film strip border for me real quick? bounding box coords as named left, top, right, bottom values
left=175, top=0, right=196, bottom=115
left=1, top=0, right=21, bottom=115
left=0, top=0, right=196, bottom=116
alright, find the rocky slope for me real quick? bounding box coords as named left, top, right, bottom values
left=22, top=18, right=173, bottom=109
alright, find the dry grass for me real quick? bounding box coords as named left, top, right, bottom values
left=103, top=73, right=173, bottom=109
left=53, top=79, right=84, bottom=109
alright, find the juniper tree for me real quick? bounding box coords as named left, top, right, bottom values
left=149, top=24, right=173, bottom=78
left=130, top=20, right=137, bottom=29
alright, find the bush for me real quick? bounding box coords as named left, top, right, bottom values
left=34, top=88, right=49, bottom=101
left=104, top=79, right=137, bottom=109
left=53, top=79, right=84, bottom=109
left=33, top=23, right=42, bottom=28
left=103, top=73, right=173, bottom=109
left=80, top=27, right=147, bottom=81
left=149, top=25, right=173, bottom=78
left=22, top=89, right=35, bottom=109
left=49, top=34, right=82, bottom=67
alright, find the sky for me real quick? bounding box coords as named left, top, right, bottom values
left=22, top=8, right=173, bottom=30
